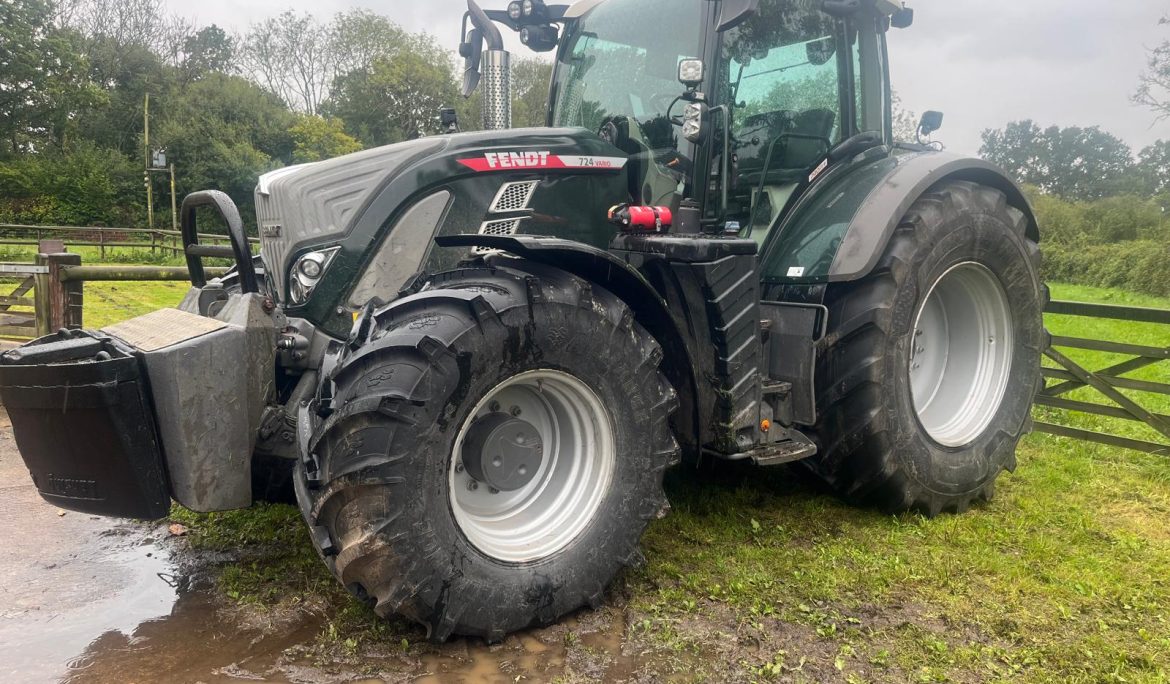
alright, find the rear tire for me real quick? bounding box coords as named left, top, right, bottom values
left=296, top=260, right=678, bottom=641
left=804, top=180, right=1044, bottom=514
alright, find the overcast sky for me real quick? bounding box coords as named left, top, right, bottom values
left=167, top=0, right=1169, bottom=156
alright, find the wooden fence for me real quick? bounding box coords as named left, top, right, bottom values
left=0, top=241, right=226, bottom=338
left=0, top=223, right=259, bottom=259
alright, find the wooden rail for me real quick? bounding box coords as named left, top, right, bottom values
left=0, top=241, right=228, bottom=339
left=0, top=223, right=259, bottom=258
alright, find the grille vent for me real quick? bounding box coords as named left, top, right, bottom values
left=474, top=218, right=524, bottom=254
left=490, top=181, right=539, bottom=213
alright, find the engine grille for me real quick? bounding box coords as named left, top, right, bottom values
left=490, top=181, right=539, bottom=213
left=475, top=218, right=524, bottom=254
left=253, top=138, right=443, bottom=301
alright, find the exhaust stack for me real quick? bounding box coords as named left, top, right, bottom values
left=465, top=0, right=511, bottom=131
left=481, top=49, right=512, bottom=130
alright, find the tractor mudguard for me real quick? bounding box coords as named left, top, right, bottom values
left=435, top=233, right=702, bottom=449
left=759, top=150, right=1039, bottom=285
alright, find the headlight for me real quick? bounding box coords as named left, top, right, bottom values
left=508, top=1, right=523, bottom=20
left=522, top=0, right=535, bottom=16
left=289, top=247, right=339, bottom=305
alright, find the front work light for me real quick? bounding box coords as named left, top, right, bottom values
left=522, top=0, right=535, bottom=16
left=519, top=24, right=559, bottom=52
left=678, top=59, right=705, bottom=88
left=682, top=102, right=709, bottom=144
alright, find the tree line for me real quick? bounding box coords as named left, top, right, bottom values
left=0, top=0, right=551, bottom=229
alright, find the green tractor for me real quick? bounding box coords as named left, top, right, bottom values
left=0, top=0, right=1044, bottom=642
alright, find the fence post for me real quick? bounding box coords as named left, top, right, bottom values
left=33, top=253, right=51, bottom=337
left=36, top=251, right=83, bottom=332
left=98, top=229, right=105, bottom=260
left=150, top=230, right=157, bottom=255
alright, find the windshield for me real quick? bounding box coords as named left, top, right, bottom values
left=550, top=0, right=706, bottom=204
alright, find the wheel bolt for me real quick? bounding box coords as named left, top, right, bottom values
left=912, top=363, right=921, bottom=370
left=468, top=481, right=479, bottom=491
left=916, top=346, right=925, bottom=354
left=916, top=329, right=924, bottom=337
left=489, top=487, right=499, bottom=495
left=510, top=406, right=522, bottom=417
left=455, top=462, right=464, bottom=473
left=489, top=400, right=501, bottom=412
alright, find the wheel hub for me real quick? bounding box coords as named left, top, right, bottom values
left=909, top=262, right=1014, bottom=447
left=461, top=413, right=544, bottom=492
left=449, top=369, right=616, bottom=563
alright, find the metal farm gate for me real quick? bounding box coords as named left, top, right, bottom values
left=1035, top=300, right=1170, bottom=456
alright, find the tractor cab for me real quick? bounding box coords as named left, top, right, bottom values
left=464, top=0, right=912, bottom=244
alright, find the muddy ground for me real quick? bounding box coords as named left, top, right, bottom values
left=0, top=412, right=772, bottom=684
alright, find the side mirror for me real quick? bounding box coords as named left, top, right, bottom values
left=891, top=7, right=914, bottom=29
left=918, top=110, right=944, bottom=137
left=716, top=0, right=760, bottom=31
left=682, top=102, right=709, bottom=144
left=460, top=28, right=484, bottom=97
left=678, top=59, right=705, bottom=89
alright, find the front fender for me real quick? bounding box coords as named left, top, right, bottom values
left=435, top=233, right=702, bottom=453
left=760, top=150, right=1039, bottom=285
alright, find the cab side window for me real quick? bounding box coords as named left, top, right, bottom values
left=720, top=1, right=852, bottom=237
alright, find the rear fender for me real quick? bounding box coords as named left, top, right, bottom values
left=760, top=151, right=1039, bottom=285
left=435, top=234, right=701, bottom=453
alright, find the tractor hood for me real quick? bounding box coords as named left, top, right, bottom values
left=254, top=127, right=630, bottom=331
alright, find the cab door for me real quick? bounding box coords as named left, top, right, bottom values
left=710, top=0, right=892, bottom=249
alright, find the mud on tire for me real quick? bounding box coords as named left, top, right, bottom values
left=294, top=258, right=679, bottom=642
left=804, top=180, right=1045, bottom=515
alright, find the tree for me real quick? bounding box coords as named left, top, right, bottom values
left=1135, top=16, right=1170, bottom=120
left=511, top=58, right=553, bottom=128
left=240, top=11, right=331, bottom=114
left=0, top=0, right=104, bottom=153
left=327, top=9, right=412, bottom=77
left=891, top=92, right=918, bottom=142
left=289, top=114, right=362, bottom=163
left=180, top=25, right=235, bottom=81
left=980, top=120, right=1134, bottom=201
left=325, top=47, right=460, bottom=146
left=1135, top=140, right=1170, bottom=209
left=152, top=73, right=295, bottom=225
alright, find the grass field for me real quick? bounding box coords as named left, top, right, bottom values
left=149, top=282, right=1170, bottom=681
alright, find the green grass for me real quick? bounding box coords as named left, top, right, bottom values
left=167, top=281, right=1170, bottom=682
left=82, top=279, right=189, bottom=329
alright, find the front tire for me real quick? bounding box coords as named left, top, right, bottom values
left=805, top=180, right=1044, bottom=514
left=296, top=260, right=678, bottom=641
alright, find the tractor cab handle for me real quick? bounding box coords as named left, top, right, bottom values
left=180, top=190, right=260, bottom=294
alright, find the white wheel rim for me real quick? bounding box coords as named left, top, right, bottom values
left=450, top=370, right=616, bottom=563
left=909, top=262, right=1015, bottom=448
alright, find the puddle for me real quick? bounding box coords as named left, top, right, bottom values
left=0, top=529, right=179, bottom=683
left=62, top=590, right=665, bottom=683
